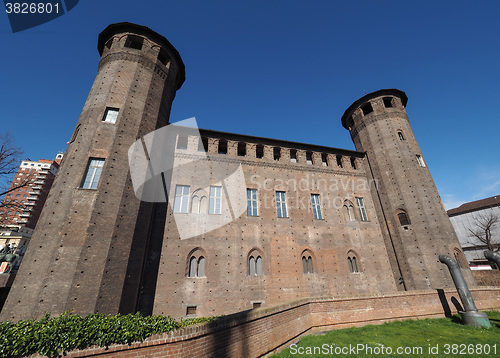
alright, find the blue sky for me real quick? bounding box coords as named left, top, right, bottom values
left=1, top=1, right=499, bottom=209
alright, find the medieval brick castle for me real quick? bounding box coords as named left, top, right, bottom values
left=0, top=23, right=475, bottom=321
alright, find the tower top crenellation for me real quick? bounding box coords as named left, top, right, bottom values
left=341, top=89, right=408, bottom=130
left=97, top=22, right=185, bottom=90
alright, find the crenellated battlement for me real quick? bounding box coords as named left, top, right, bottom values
left=173, top=129, right=364, bottom=173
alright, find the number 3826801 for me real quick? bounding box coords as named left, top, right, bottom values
left=5, top=2, right=60, bottom=14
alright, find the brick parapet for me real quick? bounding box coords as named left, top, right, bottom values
left=23, top=288, right=500, bottom=358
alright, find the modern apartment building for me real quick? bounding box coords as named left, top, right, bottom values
left=0, top=153, right=63, bottom=229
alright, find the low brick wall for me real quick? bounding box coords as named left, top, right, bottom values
left=26, top=288, right=500, bottom=358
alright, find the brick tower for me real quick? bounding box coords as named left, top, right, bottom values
left=341, top=89, right=475, bottom=290
left=0, top=23, right=184, bottom=321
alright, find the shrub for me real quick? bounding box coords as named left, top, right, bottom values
left=0, top=311, right=214, bottom=357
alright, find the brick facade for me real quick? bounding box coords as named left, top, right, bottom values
left=0, top=22, right=487, bottom=325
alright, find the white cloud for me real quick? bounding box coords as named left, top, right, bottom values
left=442, top=193, right=466, bottom=210
left=472, top=179, right=500, bottom=200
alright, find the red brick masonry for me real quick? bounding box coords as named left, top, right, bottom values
left=26, top=288, right=500, bottom=358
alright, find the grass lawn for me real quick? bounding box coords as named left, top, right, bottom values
left=270, top=311, right=500, bottom=358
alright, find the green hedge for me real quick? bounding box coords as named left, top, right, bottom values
left=0, top=311, right=215, bottom=357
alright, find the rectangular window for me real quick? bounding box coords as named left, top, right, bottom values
left=102, top=108, right=119, bottom=124
left=81, top=158, right=105, bottom=190
left=209, top=186, right=222, bottom=214
left=356, top=197, right=369, bottom=222
left=247, top=189, right=258, bottom=216
left=416, top=154, right=426, bottom=167
left=311, top=194, right=323, bottom=220
left=176, top=135, right=188, bottom=150
left=276, top=191, right=287, bottom=218
left=173, top=185, right=190, bottom=213
left=186, top=306, right=197, bottom=316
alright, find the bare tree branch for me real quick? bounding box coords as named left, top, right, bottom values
left=0, top=172, right=35, bottom=197
left=0, top=132, right=25, bottom=221
left=468, top=211, right=500, bottom=252
left=0, top=132, right=22, bottom=176
left=0, top=172, right=36, bottom=211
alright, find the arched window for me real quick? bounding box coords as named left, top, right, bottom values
left=248, top=250, right=263, bottom=276
left=348, top=257, right=358, bottom=273
left=397, top=131, right=405, bottom=141
left=343, top=200, right=356, bottom=222
left=307, top=256, right=313, bottom=273
left=256, top=256, right=262, bottom=275
left=191, top=189, right=208, bottom=214
left=397, top=210, right=411, bottom=226
left=197, top=256, right=205, bottom=276
left=189, top=256, right=197, bottom=277
left=347, top=251, right=360, bottom=273
left=301, top=250, right=314, bottom=274
left=200, top=196, right=208, bottom=213
left=187, top=250, right=206, bottom=277
left=191, top=195, right=200, bottom=213
left=249, top=256, right=256, bottom=276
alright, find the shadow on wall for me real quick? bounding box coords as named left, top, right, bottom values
left=0, top=288, right=10, bottom=313
left=437, top=289, right=452, bottom=318
left=206, top=309, right=252, bottom=358
left=436, top=289, right=465, bottom=319
left=134, top=202, right=168, bottom=315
